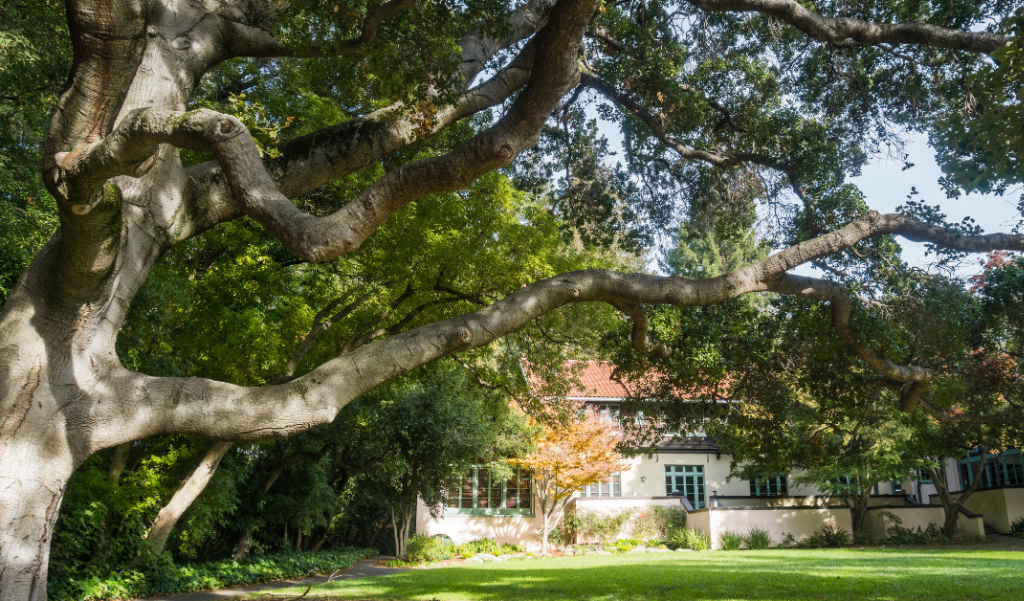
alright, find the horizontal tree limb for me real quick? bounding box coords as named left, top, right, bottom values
left=686, top=0, right=1011, bottom=55
left=91, top=211, right=1024, bottom=448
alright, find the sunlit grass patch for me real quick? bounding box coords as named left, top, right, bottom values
left=263, top=547, right=1024, bottom=600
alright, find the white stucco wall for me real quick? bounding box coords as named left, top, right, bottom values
left=414, top=498, right=548, bottom=549
left=930, top=488, right=1024, bottom=534
left=686, top=507, right=852, bottom=550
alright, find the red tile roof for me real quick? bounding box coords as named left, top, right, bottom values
left=524, top=360, right=728, bottom=400
left=524, top=360, right=631, bottom=399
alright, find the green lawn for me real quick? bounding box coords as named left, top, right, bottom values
left=266, top=548, right=1024, bottom=600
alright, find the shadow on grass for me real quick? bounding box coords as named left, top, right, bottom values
left=275, top=549, right=1024, bottom=601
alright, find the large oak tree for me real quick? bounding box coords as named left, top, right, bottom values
left=2, top=1, right=1024, bottom=599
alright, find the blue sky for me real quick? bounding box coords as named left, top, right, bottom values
left=844, top=132, right=1021, bottom=277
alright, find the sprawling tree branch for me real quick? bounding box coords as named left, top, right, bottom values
left=685, top=0, right=1011, bottom=54
left=581, top=73, right=810, bottom=204
left=246, top=0, right=417, bottom=58
left=92, top=211, right=1024, bottom=448
left=127, top=0, right=596, bottom=261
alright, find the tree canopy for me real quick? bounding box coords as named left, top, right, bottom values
left=3, top=1, right=1024, bottom=599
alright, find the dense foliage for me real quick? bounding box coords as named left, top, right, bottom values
left=49, top=547, right=376, bottom=601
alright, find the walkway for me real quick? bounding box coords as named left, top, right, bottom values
left=143, top=556, right=401, bottom=601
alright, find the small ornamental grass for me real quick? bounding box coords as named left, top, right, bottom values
left=743, top=527, right=773, bottom=550
left=1011, top=517, right=1024, bottom=538
left=719, top=529, right=744, bottom=551
left=667, top=528, right=711, bottom=551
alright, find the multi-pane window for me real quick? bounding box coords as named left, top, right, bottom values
left=750, top=475, right=788, bottom=497
left=891, top=480, right=905, bottom=495
left=446, top=467, right=533, bottom=515
left=958, top=450, right=1024, bottom=490
left=915, top=468, right=934, bottom=483
left=581, top=473, right=622, bottom=497
left=665, top=465, right=705, bottom=509
left=594, top=404, right=620, bottom=429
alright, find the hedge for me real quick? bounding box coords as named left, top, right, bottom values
left=49, top=547, right=378, bottom=601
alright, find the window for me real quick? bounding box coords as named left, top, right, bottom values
left=891, top=480, right=905, bottom=495
left=750, top=475, right=788, bottom=497
left=665, top=465, right=705, bottom=509
left=581, top=473, right=622, bottom=497
left=915, top=468, right=933, bottom=483
left=446, top=467, right=533, bottom=516
left=958, top=450, right=1024, bottom=490
left=594, top=404, right=620, bottom=429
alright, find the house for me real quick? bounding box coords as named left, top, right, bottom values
left=415, top=361, right=1020, bottom=548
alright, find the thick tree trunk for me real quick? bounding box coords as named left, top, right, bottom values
left=931, top=452, right=990, bottom=537
left=233, top=529, right=253, bottom=560
left=145, top=441, right=233, bottom=557
left=0, top=457, right=73, bottom=601
left=849, top=487, right=871, bottom=533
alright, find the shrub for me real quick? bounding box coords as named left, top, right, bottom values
left=384, top=558, right=416, bottom=568
left=406, top=534, right=454, bottom=563
left=853, top=531, right=880, bottom=545
left=613, top=539, right=635, bottom=553
left=743, top=527, right=773, bottom=550
left=545, top=525, right=565, bottom=546
left=780, top=532, right=797, bottom=547
left=501, top=542, right=526, bottom=554
left=683, top=529, right=711, bottom=551
left=819, top=525, right=850, bottom=547
left=572, top=506, right=687, bottom=544
left=1011, top=517, right=1024, bottom=538
left=646, top=538, right=662, bottom=548
left=719, top=530, right=743, bottom=551
left=457, top=538, right=499, bottom=555
left=668, top=528, right=710, bottom=551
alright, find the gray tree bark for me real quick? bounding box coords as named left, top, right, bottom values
left=0, top=1, right=1021, bottom=599
left=144, top=442, right=233, bottom=558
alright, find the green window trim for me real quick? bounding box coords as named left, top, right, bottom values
left=958, top=449, right=1023, bottom=490
left=665, top=465, right=706, bottom=509
left=445, top=467, right=534, bottom=517
left=750, top=474, right=788, bottom=497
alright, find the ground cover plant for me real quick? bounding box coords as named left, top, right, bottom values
left=51, top=547, right=376, bottom=601
left=268, top=548, right=1024, bottom=600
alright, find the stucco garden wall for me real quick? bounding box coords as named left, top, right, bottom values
left=930, top=488, right=1024, bottom=534
left=687, top=506, right=852, bottom=550
left=414, top=498, right=547, bottom=549
left=863, top=506, right=985, bottom=539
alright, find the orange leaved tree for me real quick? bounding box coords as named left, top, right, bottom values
left=512, top=413, right=630, bottom=552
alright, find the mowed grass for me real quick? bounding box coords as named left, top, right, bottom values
left=265, top=548, right=1024, bottom=600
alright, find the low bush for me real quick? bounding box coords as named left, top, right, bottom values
left=457, top=538, right=498, bottom=555
left=407, top=534, right=454, bottom=563
left=49, top=547, right=378, bottom=601
left=501, top=542, right=526, bottom=553
left=719, top=530, right=743, bottom=551
left=799, top=525, right=850, bottom=548
left=667, top=528, right=710, bottom=551
left=1011, top=517, right=1024, bottom=538
left=570, top=506, right=687, bottom=544
left=743, top=527, right=773, bottom=550
left=820, top=525, right=851, bottom=547
left=613, top=539, right=635, bottom=553
left=853, top=531, right=880, bottom=545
